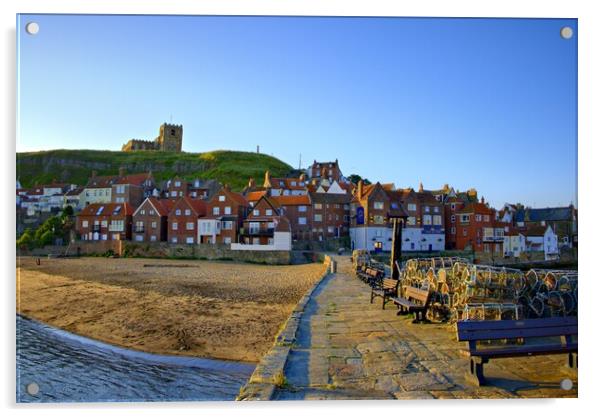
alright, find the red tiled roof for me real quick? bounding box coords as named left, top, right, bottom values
left=114, top=173, right=152, bottom=186
left=455, top=202, right=493, bottom=215
left=222, top=188, right=248, bottom=206
left=143, top=197, right=175, bottom=216
left=272, top=195, right=311, bottom=206
left=246, top=190, right=266, bottom=202
left=268, top=178, right=306, bottom=190
left=86, top=175, right=117, bottom=188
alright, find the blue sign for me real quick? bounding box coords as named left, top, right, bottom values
left=356, top=207, right=365, bottom=225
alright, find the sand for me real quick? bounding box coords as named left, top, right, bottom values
left=16, top=257, right=328, bottom=363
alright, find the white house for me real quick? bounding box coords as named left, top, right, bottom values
left=503, top=229, right=526, bottom=257
left=198, top=218, right=221, bottom=244
left=525, top=225, right=559, bottom=260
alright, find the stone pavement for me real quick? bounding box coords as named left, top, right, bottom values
left=273, top=257, right=577, bottom=400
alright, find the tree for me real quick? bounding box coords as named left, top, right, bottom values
left=62, top=205, right=74, bottom=217
left=17, top=230, right=34, bottom=250
left=348, top=174, right=371, bottom=185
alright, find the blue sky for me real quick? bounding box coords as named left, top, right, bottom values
left=17, top=15, right=577, bottom=209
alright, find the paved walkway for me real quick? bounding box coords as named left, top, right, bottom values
left=274, top=257, right=577, bottom=400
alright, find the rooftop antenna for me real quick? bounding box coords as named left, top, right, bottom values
left=299, top=153, right=302, bottom=170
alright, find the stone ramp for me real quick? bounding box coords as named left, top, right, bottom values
left=274, top=257, right=577, bottom=400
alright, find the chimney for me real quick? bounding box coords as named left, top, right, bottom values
left=248, top=177, right=256, bottom=188
left=91, top=170, right=97, bottom=179
left=299, top=172, right=306, bottom=181
left=419, top=182, right=424, bottom=192
left=224, top=183, right=231, bottom=191
left=264, top=170, right=272, bottom=188
left=481, top=196, right=485, bottom=204
left=119, top=167, right=126, bottom=177
left=357, top=180, right=364, bottom=197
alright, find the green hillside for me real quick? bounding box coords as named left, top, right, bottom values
left=16, top=149, right=293, bottom=191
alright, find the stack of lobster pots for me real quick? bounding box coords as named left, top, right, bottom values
left=400, top=257, right=577, bottom=323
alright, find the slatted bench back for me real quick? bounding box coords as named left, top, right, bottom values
left=403, top=286, right=429, bottom=305
left=456, top=317, right=578, bottom=342
left=382, top=278, right=399, bottom=290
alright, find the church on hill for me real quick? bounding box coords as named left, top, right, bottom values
left=121, top=123, right=183, bottom=152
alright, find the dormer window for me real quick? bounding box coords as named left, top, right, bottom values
left=219, top=195, right=226, bottom=202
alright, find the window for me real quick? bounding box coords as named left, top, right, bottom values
left=408, top=203, right=416, bottom=212
left=314, top=214, right=322, bottom=222
left=484, top=215, right=490, bottom=222
left=266, top=209, right=273, bottom=216
left=109, top=220, right=124, bottom=231
left=463, top=229, right=467, bottom=236
left=186, top=237, right=194, bottom=244
left=116, top=185, right=125, bottom=194
left=151, top=221, right=157, bottom=229
left=222, top=221, right=233, bottom=230
left=172, top=222, right=178, bottom=230
left=267, top=238, right=274, bottom=245
left=149, top=209, right=154, bottom=215
left=175, top=209, right=181, bottom=215
left=224, top=206, right=232, bottom=215
left=374, top=215, right=385, bottom=224
left=433, top=215, right=442, bottom=226
left=475, top=214, right=482, bottom=222
left=406, top=216, right=416, bottom=226
left=219, top=195, right=225, bottom=202
left=460, top=214, right=470, bottom=223
left=171, top=237, right=177, bottom=243
left=425, top=206, right=430, bottom=213
left=434, top=206, right=440, bottom=213
left=268, top=222, right=275, bottom=229
left=186, top=222, right=194, bottom=230
left=135, top=235, right=143, bottom=242
left=213, top=207, right=220, bottom=216
left=253, top=209, right=259, bottom=216
left=115, top=197, right=125, bottom=203
left=253, top=238, right=260, bottom=245
left=171, top=191, right=177, bottom=197
left=314, top=203, right=323, bottom=210
left=150, top=235, right=157, bottom=242
left=299, top=217, right=307, bottom=225
left=451, top=215, right=456, bottom=223
left=140, top=209, right=146, bottom=215
left=374, top=201, right=384, bottom=210
left=101, top=220, right=108, bottom=227
left=423, top=215, right=432, bottom=225
left=224, top=237, right=232, bottom=244
left=299, top=205, right=307, bottom=212
left=185, top=209, right=191, bottom=215
left=174, top=180, right=182, bottom=187
left=328, top=226, right=335, bottom=233
left=82, top=220, right=88, bottom=228
left=451, top=203, right=456, bottom=210
left=451, top=227, right=456, bottom=234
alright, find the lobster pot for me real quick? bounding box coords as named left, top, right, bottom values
left=460, top=303, right=523, bottom=321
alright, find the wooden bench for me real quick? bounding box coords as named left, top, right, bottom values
left=370, top=278, right=399, bottom=309
left=391, top=286, right=431, bottom=323
left=456, top=316, right=578, bottom=386
left=357, top=266, right=383, bottom=286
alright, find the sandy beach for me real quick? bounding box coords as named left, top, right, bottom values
left=17, top=257, right=328, bottom=363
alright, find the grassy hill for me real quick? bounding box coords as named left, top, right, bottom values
left=16, top=149, right=293, bottom=191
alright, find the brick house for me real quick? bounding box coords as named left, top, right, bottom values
left=167, top=197, right=207, bottom=244
left=132, top=197, right=174, bottom=242
left=198, top=186, right=248, bottom=244
left=112, top=170, right=156, bottom=208
left=308, top=160, right=343, bottom=183
left=452, top=200, right=502, bottom=253
left=273, top=194, right=313, bottom=241
left=164, top=177, right=220, bottom=200
left=307, top=192, right=351, bottom=241
left=77, top=202, right=134, bottom=241
left=239, top=196, right=291, bottom=246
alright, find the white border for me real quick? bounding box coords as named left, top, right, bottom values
left=3, top=1, right=601, bottom=416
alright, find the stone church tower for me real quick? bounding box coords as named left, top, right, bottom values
left=121, top=123, right=183, bottom=152
left=157, top=123, right=183, bottom=152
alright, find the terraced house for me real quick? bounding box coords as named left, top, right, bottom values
left=111, top=169, right=156, bottom=208
left=198, top=186, right=248, bottom=244
left=132, top=197, right=174, bottom=242
left=451, top=199, right=503, bottom=254
left=76, top=202, right=134, bottom=241
left=237, top=195, right=292, bottom=249
left=167, top=197, right=207, bottom=244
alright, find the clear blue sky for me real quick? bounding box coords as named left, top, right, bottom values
left=17, top=15, right=577, bottom=209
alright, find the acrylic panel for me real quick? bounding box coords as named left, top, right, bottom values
left=16, top=14, right=578, bottom=402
